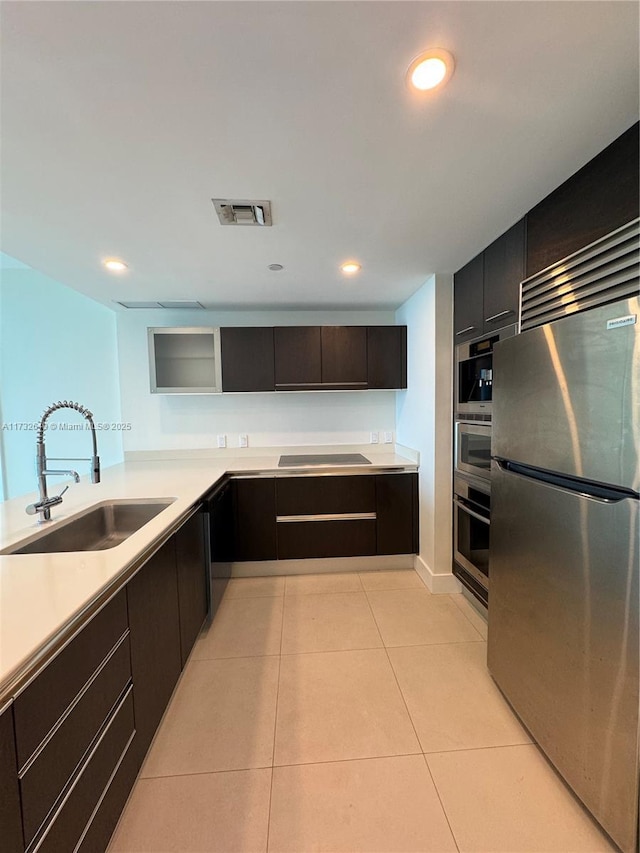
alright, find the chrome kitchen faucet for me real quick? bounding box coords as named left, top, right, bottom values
left=26, top=400, right=101, bottom=522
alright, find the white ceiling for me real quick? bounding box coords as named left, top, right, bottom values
left=1, top=1, right=638, bottom=310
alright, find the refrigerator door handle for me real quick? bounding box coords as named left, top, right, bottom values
left=494, top=458, right=640, bottom=503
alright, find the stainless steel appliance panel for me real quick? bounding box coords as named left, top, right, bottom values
left=455, top=324, right=517, bottom=419
left=455, top=422, right=492, bottom=482
left=453, top=474, right=490, bottom=590
left=487, top=461, right=639, bottom=853
left=493, top=296, right=639, bottom=491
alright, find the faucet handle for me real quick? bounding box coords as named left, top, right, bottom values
left=25, top=485, right=69, bottom=516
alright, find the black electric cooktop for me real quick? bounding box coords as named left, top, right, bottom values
left=278, top=453, right=372, bottom=467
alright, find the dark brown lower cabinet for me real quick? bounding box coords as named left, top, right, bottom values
left=233, top=478, right=277, bottom=561
left=175, top=510, right=209, bottom=667
left=127, top=537, right=182, bottom=763
left=277, top=519, right=376, bottom=559
left=0, top=703, right=23, bottom=853
left=234, top=473, right=418, bottom=561
left=376, top=473, right=418, bottom=555
left=20, top=636, right=132, bottom=847
left=35, top=689, right=136, bottom=853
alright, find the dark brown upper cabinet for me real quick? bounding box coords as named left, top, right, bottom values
left=273, top=325, right=406, bottom=391
left=367, top=326, right=407, bottom=389
left=482, top=218, right=525, bottom=330
left=454, top=220, right=524, bottom=343
left=220, top=327, right=275, bottom=392
left=274, top=326, right=322, bottom=389
left=526, top=122, right=639, bottom=277
left=320, top=326, right=368, bottom=389
left=453, top=253, right=484, bottom=343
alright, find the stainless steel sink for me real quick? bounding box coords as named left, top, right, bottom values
left=1, top=499, right=175, bottom=555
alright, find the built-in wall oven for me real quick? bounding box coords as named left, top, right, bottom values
left=455, top=324, right=517, bottom=420
left=453, top=473, right=490, bottom=604
left=455, top=422, right=492, bottom=482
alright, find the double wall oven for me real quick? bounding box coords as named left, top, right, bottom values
left=453, top=324, right=515, bottom=605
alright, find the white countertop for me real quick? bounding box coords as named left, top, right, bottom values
left=0, top=449, right=416, bottom=701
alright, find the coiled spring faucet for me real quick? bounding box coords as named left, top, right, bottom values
left=26, top=400, right=101, bottom=522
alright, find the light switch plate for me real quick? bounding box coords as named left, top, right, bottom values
left=383, top=431, right=393, bottom=444
left=239, top=433, right=248, bottom=448
left=217, top=434, right=227, bottom=448
left=370, top=431, right=379, bottom=444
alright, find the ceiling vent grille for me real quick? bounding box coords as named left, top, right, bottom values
left=115, top=301, right=205, bottom=310
left=520, top=218, right=639, bottom=332
left=212, top=199, right=272, bottom=226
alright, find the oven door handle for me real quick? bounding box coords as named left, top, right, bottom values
left=454, top=497, right=491, bottom=525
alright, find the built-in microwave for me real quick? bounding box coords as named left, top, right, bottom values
left=455, top=422, right=492, bottom=482
left=455, top=324, right=517, bottom=419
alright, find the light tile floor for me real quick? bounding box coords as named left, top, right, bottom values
left=109, top=569, right=616, bottom=853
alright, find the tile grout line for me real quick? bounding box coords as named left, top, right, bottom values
left=265, top=580, right=286, bottom=853
left=447, top=593, right=486, bottom=640
left=422, top=753, right=461, bottom=853
left=361, top=586, right=423, bottom=754
left=360, top=581, right=465, bottom=850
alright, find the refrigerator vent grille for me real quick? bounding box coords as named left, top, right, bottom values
left=519, top=218, right=639, bottom=332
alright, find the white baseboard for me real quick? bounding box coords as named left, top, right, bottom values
left=227, top=554, right=414, bottom=577
left=413, top=554, right=462, bottom=594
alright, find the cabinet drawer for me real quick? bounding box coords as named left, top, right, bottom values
left=20, top=634, right=132, bottom=847
left=33, top=687, right=135, bottom=853
left=276, top=475, right=376, bottom=516
left=14, top=590, right=128, bottom=769
left=277, top=519, right=376, bottom=559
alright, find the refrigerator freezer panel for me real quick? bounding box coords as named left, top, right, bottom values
left=492, top=296, right=639, bottom=491
left=487, top=462, right=639, bottom=853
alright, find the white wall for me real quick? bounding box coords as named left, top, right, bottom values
left=396, top=274, right=456, bottom=591
left=116, top=308, right=398, bottom=452
left=0, top=269, right=123, bottom=500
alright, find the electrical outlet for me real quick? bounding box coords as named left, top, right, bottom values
left=370, top=431, right=379, bottom=444
left=383, top=431, right=393, bottom=444
left=239, top=433, right=248, bottom=448
left=217, top=434, right=227, bottom=448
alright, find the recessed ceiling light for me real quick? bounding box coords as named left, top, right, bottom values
left=340, top=262, right=361, bottom=275
left=103, top=257, right=128, bottom=272
left=406, top=48, right=455, bottom=92
left=268, top=263, right=284, bottom=271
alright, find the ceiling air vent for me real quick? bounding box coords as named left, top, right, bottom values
left=115, top=301, right=205, bottom=309
left=212, top=199, right=272, bottom=226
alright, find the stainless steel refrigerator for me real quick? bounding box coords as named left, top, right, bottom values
left=488, top=295, right=639, bottom=852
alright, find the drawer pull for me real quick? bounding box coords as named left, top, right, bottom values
left=277, top=512, right=377, bottom=523
left=484, top=309, right=514, bottom=323
left=455, top=326, right=476, bottom=336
